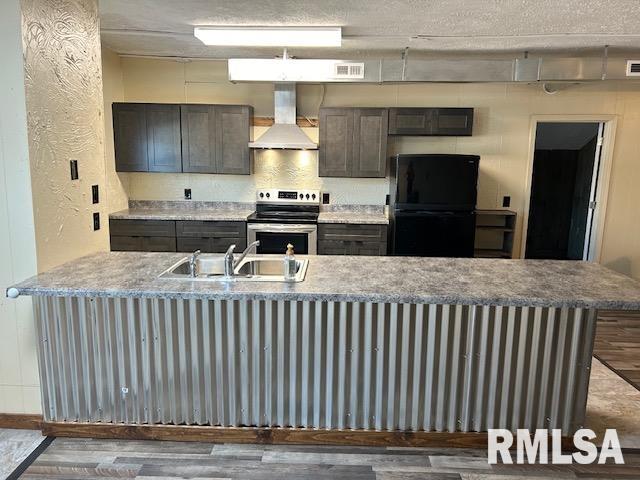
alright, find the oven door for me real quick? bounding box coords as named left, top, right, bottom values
left=247, top=223, right=317, bottom=255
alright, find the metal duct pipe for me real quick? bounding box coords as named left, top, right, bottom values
left=229, top=55, right=635, bottom=83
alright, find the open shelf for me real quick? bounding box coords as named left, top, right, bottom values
left=474, top=248, right=512, bottom=259
left=474, top=210, right=517, bottom=259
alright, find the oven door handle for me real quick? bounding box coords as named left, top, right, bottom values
left=247, top=224, right=317, bottom=233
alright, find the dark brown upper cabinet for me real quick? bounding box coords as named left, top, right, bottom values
left=319, top=107, right=388, bottom=178
left=388, top=107, right=473, bottom=136
left=146, top=104, right=182, bottom=172
left=112, top=103, right=148, bottom=172
left=319, top=108, right=353, bottom=177
left=181, top=104, right=216, bottom=173
left=216, top=105, right=253, bottom=175
left=353, top=108, right=388, bottom=177
left=113, top=103, right=253, bottom=175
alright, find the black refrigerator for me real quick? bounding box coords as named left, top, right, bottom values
left=389, top=154, right=480, bottom=257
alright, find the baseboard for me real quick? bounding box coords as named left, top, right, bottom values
left=0, top=413, right=43, bottom=430
left=41, top=421, right=576, bottom=450
left=42, top=421, right=490, bottom=447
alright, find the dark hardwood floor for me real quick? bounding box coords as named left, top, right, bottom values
left=594, top=310, right=640, bottom=390
left=16, top=437, right=640, bottom=479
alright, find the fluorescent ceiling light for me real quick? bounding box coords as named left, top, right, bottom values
left=194, top=26, right=341, bottom=47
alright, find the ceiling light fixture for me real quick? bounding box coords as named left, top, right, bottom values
left=194, top=26, right=341, bottom=47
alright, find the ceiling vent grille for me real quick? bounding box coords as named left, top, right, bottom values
left=626, top=60, right=640, bottom=76
left=334, top=62, right=365, bottom=79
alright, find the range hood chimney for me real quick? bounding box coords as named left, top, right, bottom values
left=249, top=83, right=317, bottom=150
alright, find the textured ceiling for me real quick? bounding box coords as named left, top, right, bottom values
left=99, top=0, right=640, bottom=58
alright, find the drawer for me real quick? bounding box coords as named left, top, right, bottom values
left=352, top=241, right=387, bottom=256
left=142, top=236, right=176, bottom=252
left=318, top=239, right=387, bottom=256
left=111, top=235, right=176, bottom=252
left=110, top=235, right=144, bottom=251
left=176, top=221, right=246, bottom=238
left=211, top=237, right=246, bottom=253
left=109, top=219, right=175, bottom=237
left=318, top=223, right=387, bottom=242
left=177, top=237, right=213, bottom=253
left=318, top=240, right=351, bottom=255
left=177, top=236, right=247, bottom=253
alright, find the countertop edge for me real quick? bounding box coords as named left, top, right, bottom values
left=11, top=286, right=640, bottom=310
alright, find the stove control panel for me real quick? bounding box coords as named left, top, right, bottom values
left=256, top=189, right=320, bottom=205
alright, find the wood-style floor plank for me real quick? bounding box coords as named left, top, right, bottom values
left=594, top=310, right=640, bottom=390
left=22, top=438, right=640, bottom=479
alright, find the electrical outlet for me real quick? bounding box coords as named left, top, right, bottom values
left=70, top=160, right=79, bottom=180
left=322, top=192, right=330, bottom=205
left=184, top=188, right=192, bottom=200
left=92, top=185, right=99, bottom=204
left=93, top=212, right=100, bottom=231
left=502, top=196, right=511, bottom=208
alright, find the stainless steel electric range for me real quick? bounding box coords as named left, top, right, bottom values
left=247, top=189, right=320, bottom=254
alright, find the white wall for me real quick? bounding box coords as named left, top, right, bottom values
left=0, top=0, right=40, bottom=414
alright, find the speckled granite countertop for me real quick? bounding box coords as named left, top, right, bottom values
left=318, top=205, right=388, bottom=225
left=317, top=212, right=389, bottom=225
left=110, top=200, right=254, bottom=222
left=110, top=207, right=254, bottom=222
left=10, top=252, right=640, bottom=309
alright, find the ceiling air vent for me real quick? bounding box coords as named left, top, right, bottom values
left=626, top=60, right=640, bottom=76
left=334, top=62, right=365, bottom=79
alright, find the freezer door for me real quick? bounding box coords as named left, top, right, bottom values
left=392, top=210, right=476, bottom=257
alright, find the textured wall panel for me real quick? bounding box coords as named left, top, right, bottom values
left=21, top=0, right=109, bottom=271
left=35, top=296, right=596, bottom=434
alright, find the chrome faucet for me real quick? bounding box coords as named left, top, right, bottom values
left=223, top=241, right=260, bottom=277
left=189, top=250, right=201, bottom=278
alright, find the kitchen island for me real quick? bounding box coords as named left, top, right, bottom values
left=10, top=252, right=640, bottom=446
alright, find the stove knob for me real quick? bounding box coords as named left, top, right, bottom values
left=299, top=193, right=303, bottom=199
left=259, top=192, right=264, bottom=198
left=305, top=194, right=310, bottom=199
left=312, top=193, right=316, bottom=200
left=266, top=192, right=270, bottom=198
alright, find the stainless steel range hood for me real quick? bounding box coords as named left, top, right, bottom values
left=249, top=83, right=317, bottom=150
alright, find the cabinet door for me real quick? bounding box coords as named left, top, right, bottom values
left=351, top=241, right=387, bottom=256
left=211, top=237, right=246, bottom=253
left=215, top=105, right=252, bottom=175
left=433, top=108, right=474, bottom=136
left=142, top=236, right=177, bottom=252
left=113, top=103, right=148, bottom=172
left=388, top=108, right=434, bottom=135
left=352, top=108, right=388, bottom=177
left=318, top=240, right=351, bottom=255
left=109, top=219, right=175, bottom=237
left=146, top=104, right=182, bottom=172
left=319, top=108, right=353, bottom=177
left=177, top=237, right=213, bottom=253
left=110, top=235, right=144, bottom=251
left=181, top=105, right=216, bottom=173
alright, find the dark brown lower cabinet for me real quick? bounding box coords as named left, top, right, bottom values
left=176, top=236, right=246, bottom=253
left=318, top=223, right=387, bottom=255
left=110, top=219, right=247, bottom=253
left=175, top=221, right=246, bottom=253
left=110, top=235, right=176, bottom=252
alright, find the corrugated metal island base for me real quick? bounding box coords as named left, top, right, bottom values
left=11, top=252, right=640, bottom=446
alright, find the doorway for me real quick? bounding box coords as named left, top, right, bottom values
left=524, top=122, right=605, bottom=260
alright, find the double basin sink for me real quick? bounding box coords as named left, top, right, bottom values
left=160, top=254, right=308, bottom=283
